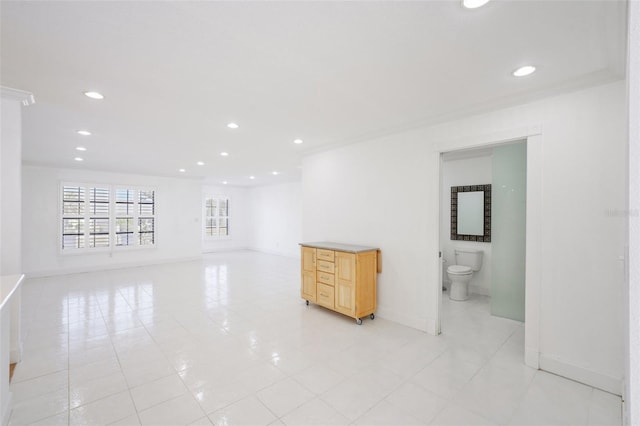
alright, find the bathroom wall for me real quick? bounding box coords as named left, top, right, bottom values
left=441, top=153, right=492, bottom=296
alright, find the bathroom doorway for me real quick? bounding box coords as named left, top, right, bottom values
left=438, top=140, right=527, bottom=333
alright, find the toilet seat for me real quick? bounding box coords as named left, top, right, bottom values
left=447, top=265, right=472, bottom=275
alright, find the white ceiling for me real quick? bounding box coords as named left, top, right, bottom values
left=0, top=1, right=627, bottom=186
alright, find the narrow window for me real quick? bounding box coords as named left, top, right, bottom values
left=89, top=187, right=110, bottom=248
left=138, top=190, right=155, bottom=246
left=115, top=188, right=135, bottom=246
left=62, top=185, right=85, bottom=249
left=204, top=196, right=230, bottom=238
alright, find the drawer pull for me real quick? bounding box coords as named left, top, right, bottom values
left=320, top=293, right=328, bottom=297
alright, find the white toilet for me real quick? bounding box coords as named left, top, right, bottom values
left=447, top=249, right=483, bottom=301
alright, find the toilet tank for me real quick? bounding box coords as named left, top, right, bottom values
left=454, top=249, right=483, bottom=271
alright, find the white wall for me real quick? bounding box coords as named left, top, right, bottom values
left=202, top=185, right=251, bottom=253
left=249, top=182, right=302, bottom=258
left=625, top=1, right=639, bottom=424
left=1, top=92, right=25, bottom=275
left=303, top=80, right=626, bottom=394
left=22, top=166, right=203, bottom=276
left=441, top=154, right=492, bottom=296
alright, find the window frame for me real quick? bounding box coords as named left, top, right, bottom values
left=203, top=195, right=231, bottom=240
left=59, top=182, right=157, bottom=255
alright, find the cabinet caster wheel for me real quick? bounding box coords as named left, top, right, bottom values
left=306, top=300, right=309, bottom=306
left=356, top=318, right=362, bottom=325
left=370, top=313, right=375, bottom=320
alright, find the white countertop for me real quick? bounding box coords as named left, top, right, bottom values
left=300, top=242, right=380, bottom=253
left=0, top=274, right=24, bottom=311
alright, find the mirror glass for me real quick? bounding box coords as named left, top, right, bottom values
left=458, top=191, right=484, bottom=235
left=450, top=184, right=491, bottom=242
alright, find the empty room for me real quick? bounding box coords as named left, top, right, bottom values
left=1, top=1, right=639, bottom=425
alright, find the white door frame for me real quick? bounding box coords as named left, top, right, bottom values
left=433, top=125, right=543, bottom=369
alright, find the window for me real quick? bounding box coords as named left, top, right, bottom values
left=89, top=187, right=110, bottom=248
left=115, top=188, right=135, bottom=246
left=61, top=183, right=155, bottom=252
left=138, top=190, right=155, bottom=245
left=204, top=196, right=229, bottom=238
left=62, top=186, right=85, bottom=249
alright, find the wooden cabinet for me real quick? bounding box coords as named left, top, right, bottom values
left=300, top=242, right=379, bottom=324
left=301, top=246, right=316, bottom=303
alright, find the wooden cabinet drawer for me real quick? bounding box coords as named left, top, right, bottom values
left=317, top=271, right=335, bottom=286
left=316, top=283, right=335, bottom=309
left=317, top=260, right=335, bottom=274
left=317, top=249, right=335, bottom=262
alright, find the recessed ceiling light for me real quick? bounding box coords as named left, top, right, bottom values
left=179, top=168, right=186, bottom=173
left=196, top=161, right=205, bottom=166
left=513, top=65, right=536, bottom=77
left=293, top=139, right=303, bottom=144
left=249, top=176, right=255, bottom=180
left=272, top=171, right=279, bottom=175
left=83, top=91, right=104, bottom=100
left=462, top=0, right=490, bottom=9
left=77, top=130, right=91, bottom=136
left=222, top=181, right=228, bottom=185
left=227, top=122, right=239, bottom=129
left=76, top=146, right=87, bottom=151
left=74, top=157, right=84, bottom=162
left=220, top=152, right=229, bottom=157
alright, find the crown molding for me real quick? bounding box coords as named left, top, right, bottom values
left=0, top=86, right=35, bottom=106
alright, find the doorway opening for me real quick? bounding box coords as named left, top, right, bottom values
left=436, top=136, right=538, bottom=368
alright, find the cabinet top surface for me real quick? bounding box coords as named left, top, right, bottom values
left=300, top=242, right=379, bottom=253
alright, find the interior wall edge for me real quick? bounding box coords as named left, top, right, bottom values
left=202, top=247, right=251, bottom=254
left=539, top=354, right=623, bottom=396
left=246, top=247, right=300, bottom=259
left=625, top=0, right=640, bottom=424
left=22, top=255, right=204, bottom=279
left=374, top=307, right=431, bottom=334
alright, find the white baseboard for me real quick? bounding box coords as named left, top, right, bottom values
left=470, top=284, right=490, bottom=296
left=25, top=255, right=203, bottom=279
left=202, top=246, right=250, bottom=254
left=374, top=307, right=433, bottom=334
left=247, top=247, right=300, bottom=259
left=525, top=346, right=539, bottom=369
left=539, top=354, right=622, bottom=396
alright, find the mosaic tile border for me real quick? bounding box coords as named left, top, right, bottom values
left=450, top=184, right=491, bottom=242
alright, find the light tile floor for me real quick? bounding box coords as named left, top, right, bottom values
left=9, top=251, right=621, bottom=425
